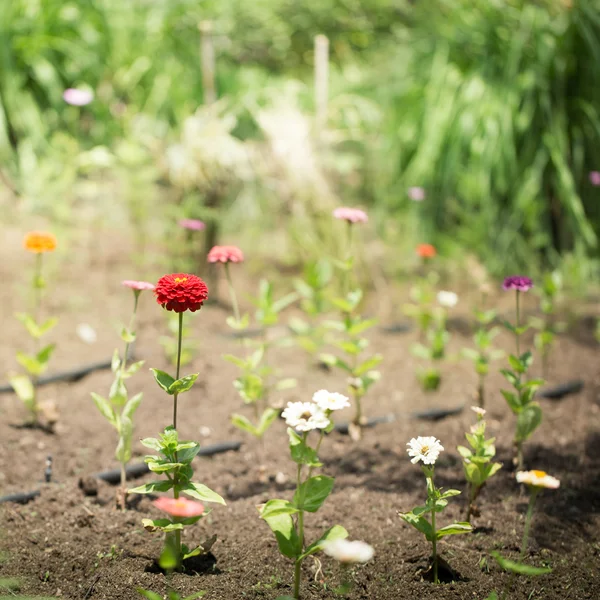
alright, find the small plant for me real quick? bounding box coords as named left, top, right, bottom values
left=322, top=539, right=374, bottom=596
left=214, top=246, right=297, bottom=443
left=462, top=306, right=503, bottom=408
left=259, top=390, right=350, bottom=599
left=489, top=470, right=559, bottom=599
left=530, top=271, right=563, bottom=377
left=398, top=436, right=472, bottom=584
left=288, top=258, right=333, bottom=366
left=321, top=208, right=382, bottom=440
left=500, top=276, right=544, bottom=470
left=129, top=274, right=225, bottom=570
left=457, top=407, right=502, bottom=522
left=410, top=291, right=455, bottom=392
left=91, top=280, right=153, bottom=509
left=9, top=232, right=59, bottom=430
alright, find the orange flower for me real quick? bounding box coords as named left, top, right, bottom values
left=416, top=243, right=436, bottom=259
left=23, top=232, right=57, bottom=253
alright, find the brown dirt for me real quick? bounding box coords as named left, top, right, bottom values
left=1, top=228, right=600, bottom=600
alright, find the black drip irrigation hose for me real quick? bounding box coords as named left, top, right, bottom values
left=334, top=413, right=396, bottom=434
left=411, top=405, right=465, bottom=421
left=0, top=441, right=242, bottom=505
left=537, top=380, right=584, bottom=400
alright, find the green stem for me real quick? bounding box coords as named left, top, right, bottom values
left=293, top=434, right=309, bottom=598
left=120, top=462, right=127, bottom=512
left=173, top=312, right=183, bottom=430
left=520, top=491, right=537, bottom=560
left=224, top=263, right=240, bottom=324
left=515, top=290, right=521, bottom=359
left=428, top=474, right=438, bottom=584
left=342, top=222, right=353, bottom=298
left=121, top=292, right=140, bottom=377
left=477, top=373, right=485, bottom=409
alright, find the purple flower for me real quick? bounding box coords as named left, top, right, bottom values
left=589, top=171, right=600, bottom=186
left=502, top=276, right=533, bottom=292
left=408, top=187, right=426, bottom=201
left=179, top=218, right=206, bottom=231
left=63, top=88, right=94, bottom=106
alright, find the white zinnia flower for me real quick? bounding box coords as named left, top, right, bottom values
left=471, top=406, right=486, bottom=417
left=312, top=389, right=350, bottom=412
left=406, top=436, right=444, bottom=465
left=282, top=401, right=330, bottom=432
left=437, top=290, right=458, bottom=308
left=323, top=539, right=374, bottom=564
left=516, top=470, right=560, bottom=490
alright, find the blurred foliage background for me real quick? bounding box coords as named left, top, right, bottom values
left=1, top=0, right=599, bottom=286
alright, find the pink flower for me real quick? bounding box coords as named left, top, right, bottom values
left=408, top=187, right=426, bottom=201
left=63, top=88, right=94, bottom=106
left=122, top=280, right=155, bottom=291
left=207, top=245, right=244, bottom=264
left=589, top=171, right=600, bottom=186
left=332, top=207, right=368, bottom=224
left=179, top=218, right=206, bottom=231
left=502, top=276, right=533, bottom=292
left=153, top=497, right=205, bottom=518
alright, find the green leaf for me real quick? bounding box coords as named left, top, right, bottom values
left=500, top=368, right=519, bottom=387
left=260, top=499, right=299, bottom=519
left=491, top=552, right=552, bottom=576
left=182, top=592, right=207, bottom=600
left=91, top=393, right=116, bottom=426
left=226, top=313, right=250, bottom=330
left=259, top=501, right=301, bottom=559
left=257, top=407, right=279, bottom=436
left=354, top=354, right=383, bottom=376
left=231, top=413, right=258, bottom=436
left=168, top=373, right=199, bottom=395
left=140, top=437, right=162, bottom=452
left=121, top=327, right=136, bottom=343
left=275, top=378, right=297, bottom=391
left=125, top=360, right=145, bottom=378
left=181, top=482, right=226, bottom=505
left=319, top=353, right=352, bottom=372
left=9, top=374, right=35, bottom=406
left=515, top=403, right=543, bottom=442
left=293, top=475, right=334, bottom=512
left=508, top=354, right=525, bottom=374
left=122, top=392, right=143, bottom=420
left=288, top=428, right=322, bottom=467
left=299, top=525, right=348, bottom=560
left=145, top=458, right=183, bottom=473
left=111, top=349, right=121, bottom=373
left=36, top=343, right=55, bottom=365
left=116, top=415, right=133, bottom=463
left=151, top=368, right=176, bottom=393
left=109, top=376, right=128, bottom=406
left=347, top=318, right=378, bottom=336
left=501, top=389, right=521, bottom=413
left=16, top=352, right=43, bottom=376
left=398, top=511, right=434, bottom=541
left=128, top=480, right=174, bottom=494
left=436, top=522, right=473, bottom=538
left=142, top=518, right=183, bottom=533
left=137, top=589, right=163, bottom=600
left=177, top=443, right=202, bottom=464
left=222, top=354, right=247, bottom=369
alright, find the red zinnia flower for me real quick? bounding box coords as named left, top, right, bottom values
left=155, top=273, right=208, bottom=312
left=153, top=497, right=205, bottom=518
left=416, top=243, right=436, bottom=259
left=207, top=245, right=244, bottom=264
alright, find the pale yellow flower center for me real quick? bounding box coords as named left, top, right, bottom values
left=174, top=277, right=188, bottom=283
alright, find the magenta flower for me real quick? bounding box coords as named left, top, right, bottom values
left=408, top=187, right=426, bottom=201
left=332, top=207, right=368, bottom=224
left=122, top=280, right=156, bottom=291
left=179, top=218, right=206, bottom=231
left=589, top=171, right=600, bottom=186
left=502, top=276, right=533, bottom=292
left=63, top=88, right=94, bottom=106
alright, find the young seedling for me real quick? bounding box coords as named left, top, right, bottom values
left=214, top=246, right=296, bottom=444
left=398, top=436, right=472, bottom=584
left=490, top=470, right=559, bottom=599
left=259, top=390, right=350, bottom=599
left=457, top=407, right=502, bottom=522
left=129, top=273, right=225, bottom=570
left=10, top=232, right=59, bottom=430
left=321, top=208, right=382, bottom=440
left=529, top=271, right=563, bottom=378
left=288, top=259, right=333, bottom=366
left=91, top=280, right=153, bottom=509
left=410, top=291, right=455, bottom=392
left=461, top=306, right=503, bottom=409
left=500, top=276, right=544, bottom=470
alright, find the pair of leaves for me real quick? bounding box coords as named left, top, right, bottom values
left=9, top=374, right=35, bottom=406
left=398, top=511, right=472, bottom=541
left=288, top=429, right=322, bottom=468
left=16, top=313, right=58, bottom=339
left=16, top=344, right=55, bottom=376
left=129, top=481, right=225, bottom=506
left=151, top=369, right=198, bottom=395
left=231, top=408, right=278, bottom=438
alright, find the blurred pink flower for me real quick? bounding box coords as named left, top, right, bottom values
left=502, top=276, right=533, bottom=292
left=179, top=218, right=206, bottom=231
left=332, top=207, right=368, bottom=224
left=153, top=497, right=205, bottom=518
left=408, top=187, right=426, bottom=201
left=122, top=280, right=155, bottom=291
left=207, top=245, right=244, bottom=264
left=589, top=171, right=600, bottom=186
left=63, top=88, right=94, bottom=106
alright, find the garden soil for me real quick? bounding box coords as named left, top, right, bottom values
left=1, top=236, right=599, bottom=600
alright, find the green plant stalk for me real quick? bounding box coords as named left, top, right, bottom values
left=477, top=372, right=485, bottom=409
left=224, top=263, right=241, bottom=324
left=171, top=311, right=184, bottom=565
left=428, top=473, right=438, bottom=584
left=28, top=253, right=44, bottom=423
left=293, top=434, right=308, bottom=599
left=514, top=290, right=523, bottom=471
left=515, top=290, right=521, bottom=359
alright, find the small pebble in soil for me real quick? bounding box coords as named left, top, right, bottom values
left=199, top=426, right=211, bottom=437
left=78, top=477, right=98, bottom=497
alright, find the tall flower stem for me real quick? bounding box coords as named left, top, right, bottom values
left=428, top=473, right=439, bottom=584
left=293, top=432, right=309, bottom=599
left=514, top=289, right=523, bottom=471
left=477, top=372, right=485, bottom=409
left=171, top=311, right=184, bottom=565
left=224, top=263, right=241, bottom=325
left=515, top=290, right=521, bottom=359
